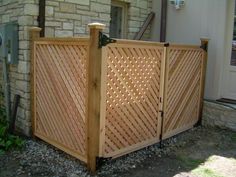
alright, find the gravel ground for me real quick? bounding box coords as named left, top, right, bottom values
left=0, top=126, right=235, bottom=177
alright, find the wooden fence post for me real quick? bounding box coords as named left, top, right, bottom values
left=87, top=23, right=106, bottom=172
left=198, top=38, right=209, bottom=125
left=29, top=27, right=41, bottom=136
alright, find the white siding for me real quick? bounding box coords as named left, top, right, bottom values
left=152, top=0, right=231, bottom=100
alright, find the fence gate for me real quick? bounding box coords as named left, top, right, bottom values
left=99, top=41, right=166, bottom=158
left=30, top=24, right=207, bottom=172
left=162, top=45, right=205, bottom=139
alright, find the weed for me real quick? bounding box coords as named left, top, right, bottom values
left=0, top=106, right=24, bottom=154
left=177, top=155, right=204, bottom=169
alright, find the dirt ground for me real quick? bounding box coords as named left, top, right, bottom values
left=0, top=126, right=236, bottom=177
left=116, top=127, right=236, bottom=177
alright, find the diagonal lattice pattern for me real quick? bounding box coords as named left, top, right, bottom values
left=163, top=47, right=204, bottom=138
left=34, top=40, right=89, bottom=161
left=103, top=42, right=164, bottom=157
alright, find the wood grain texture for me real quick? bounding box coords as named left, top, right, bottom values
left=86, top=24, right=105, bottom=172
left=32, top=34, right=206, bottom=170
left=162, top=46, right=205, bottom=138
left=33, top=40, right=89, bottom=162
left=102, top=42, right=164, bottom=157
left=29, top=27, right=41, bottom=136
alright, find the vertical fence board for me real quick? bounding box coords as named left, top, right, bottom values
left=29, top=27, right=41, bottom=136
left=87, top=23, right=106, bottom=172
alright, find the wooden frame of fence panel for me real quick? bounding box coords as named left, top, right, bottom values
left=99, top=46, right=108, bottom=157
left=101, top=40, right=165, bottom=158
left=198, top=39, right=209, bottom=123
left=31, top=36, right=89, bottom=163
left=30, top=23, right=208, bottom=172
left=29, top=27, right=41, bottom=136
left=162, top=45, right=205, bottom=139
left=158, top=45, right=168, bottom=141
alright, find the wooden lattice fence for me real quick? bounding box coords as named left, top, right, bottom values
left=32, top=39, right=89, bottom=162
left=30, top=24, right=208, bottom=172
left=163, top=45, right=205, bottom=139
left=100, top=42, right=165, bottom=158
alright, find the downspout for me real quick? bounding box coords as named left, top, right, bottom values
left=38, top=0, right=45, bottom=37
left=2, top=56, right=11, bottom=122
left=160, top=0, right=168, bottom=42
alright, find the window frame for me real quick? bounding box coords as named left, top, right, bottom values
left=110, top=0, right=128, bottom=39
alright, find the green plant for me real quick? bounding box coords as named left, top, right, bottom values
left=231, top=133, right=236, bottom=143
left=0, top=106, right=24, bottom=155
left=177, top=155, right=204, bottom=169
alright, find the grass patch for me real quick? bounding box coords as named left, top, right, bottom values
left=177, top=155, right=204, bottom=169
left=192, top=167, right=224, bottom=177
left=230, top=133, right=236, bottom=143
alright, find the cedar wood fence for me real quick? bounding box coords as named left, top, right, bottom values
left=30, top=23, right=208, bottom=172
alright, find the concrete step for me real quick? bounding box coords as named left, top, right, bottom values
left=202, top=100, right=236, bottom=131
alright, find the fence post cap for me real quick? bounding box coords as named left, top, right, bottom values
left=29, top=27, right=42, bottom=32
left=88, top=22, right=106, bottom=29
left=200, top=38, right=210, bottom=42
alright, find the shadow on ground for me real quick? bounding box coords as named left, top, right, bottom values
left=99, top=127, right=236, bottom=177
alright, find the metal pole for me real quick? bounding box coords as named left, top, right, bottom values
left=160, top=0, right=168, bottom=42
left=2, top=56, right=11, bottom=122
left=38, top=0, right=45, bottom=37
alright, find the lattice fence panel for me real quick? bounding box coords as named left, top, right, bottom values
left=102, top=42, right=164, bottom=157
left=34, top=40, right=89, bottom=162
left=163, top=47, right=204, bottom=139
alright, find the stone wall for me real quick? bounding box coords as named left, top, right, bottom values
left=44, top=0, right=152, bottom=39
left=0, top=0, right=39, bottom=135
left=202, top=101, right=236, bottom=131
left=0, top=0, right=153, bottom=136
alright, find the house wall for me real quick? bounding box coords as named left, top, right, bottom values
left=0, top=0, right=39, bottom=135
left=152, top=0, right=229, bottom=100
left=44, top=0, right=152, bottom=39
left=0, top=0, right=152, bottom=136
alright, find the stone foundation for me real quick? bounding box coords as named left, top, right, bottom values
left=202, top=101, right=236, bottom=131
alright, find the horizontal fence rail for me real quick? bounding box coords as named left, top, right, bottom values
left=30, top=24, right=207, bottom=172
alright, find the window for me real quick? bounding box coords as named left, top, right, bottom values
left=109, top=0, right=128, bottom=38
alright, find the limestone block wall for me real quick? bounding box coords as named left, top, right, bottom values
left=0, top=0, right=39, bottom=135
left=44, top=0, right=152, bottom=39
left=202, top=101, right=236, bottom=131
left=0, top=0, right=153, bottom=136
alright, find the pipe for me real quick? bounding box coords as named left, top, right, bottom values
left=160, top=0, right=168, bottom=42
left=9, top=94, right=20, bottom=134
left=38, top=0, right=45, bottom=37
left=2, top=56, right=11, bottom=122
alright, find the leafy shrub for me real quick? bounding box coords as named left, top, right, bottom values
left=0, top=106, right=24, bottom=155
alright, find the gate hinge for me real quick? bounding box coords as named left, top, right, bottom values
left=164, top=43, right=169, bottom=47
left=98, top=32, right=116, bottom=48
left=200, top=43, right=208, bottom=52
